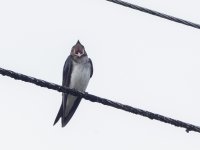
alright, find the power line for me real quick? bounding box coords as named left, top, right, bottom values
left=107, top=0, right=200, bottom=29
left=0, top=67, right=199, bottom=133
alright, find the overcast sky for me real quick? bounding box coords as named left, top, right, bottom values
left=0, top=0, right=200, bottom=149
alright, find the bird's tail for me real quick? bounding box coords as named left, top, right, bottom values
left=61, top=98, right=82, bottom=127
left=53, top=97, right=82, bottom=127
left=53, top=104, right=62, bottom=126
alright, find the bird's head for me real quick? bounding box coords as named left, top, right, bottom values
left=70, top=40, right=87, bottom=60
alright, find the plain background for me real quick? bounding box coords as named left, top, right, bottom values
left=0, top=0, right=200, bottom=149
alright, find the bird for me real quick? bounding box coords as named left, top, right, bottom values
left=53, top=40, right=93, bottom=127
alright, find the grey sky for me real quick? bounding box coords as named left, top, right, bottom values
left=0, top=0, right=200, bottom=149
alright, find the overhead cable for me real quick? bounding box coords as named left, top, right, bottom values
left=0, top=67, right=199, bottom=133
left=107, top=0, right=200, bottom=29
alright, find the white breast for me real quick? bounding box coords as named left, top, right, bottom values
left=69, top=61, right=91, bottom=91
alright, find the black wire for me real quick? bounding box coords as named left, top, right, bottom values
left=0, top=67, right=199, bottom=133
left=107, top=0, right=200, bottom=29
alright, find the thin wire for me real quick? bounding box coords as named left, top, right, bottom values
left=0, top=67, right=199, bottom=133
left=106, top=0, right=200, bottom=29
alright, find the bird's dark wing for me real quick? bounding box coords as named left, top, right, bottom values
left=62, top=55, right=73, bottom=87
left=89, top=58, right=93, bottom=78
left=53, top=55, right=73, bottom=126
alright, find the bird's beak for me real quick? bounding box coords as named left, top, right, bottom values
left=77, top=52, right=82, bottom=57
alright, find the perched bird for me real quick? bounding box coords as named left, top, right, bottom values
left=53, top=40, right=93, bottom=127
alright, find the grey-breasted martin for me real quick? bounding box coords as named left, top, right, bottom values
left=53, top=40, right=93, bottom=127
